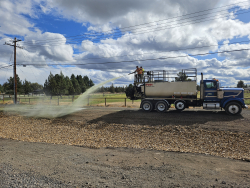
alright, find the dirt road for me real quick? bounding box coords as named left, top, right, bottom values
left=1, top=106, right=250, bottom=187
left=1, top=138, right=250, bottom=187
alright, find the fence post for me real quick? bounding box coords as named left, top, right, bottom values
left=125, top=98, right=126, bottom=107
left=88, top=96, right=90, bottom=106
left=3, top=95, right=4, bottom=103
left=105, top=98, right=106, bottom=106
left=72, top=95, right=74, bottom=103
left=58, top=97, right=59, bottom=105
left=29, top=98, right=30, bottom=104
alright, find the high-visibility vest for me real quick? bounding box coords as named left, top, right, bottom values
left=139, top=68, right=143, bottom=74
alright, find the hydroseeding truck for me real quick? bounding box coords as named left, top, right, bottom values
left=125, top=68, right=248, bottom=115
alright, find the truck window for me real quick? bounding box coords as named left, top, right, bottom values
left=205, top=82, right=217, bottom=89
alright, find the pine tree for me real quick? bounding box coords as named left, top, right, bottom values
left=53, top=71, right=67, bottom=95
left=237, top=80, right=245, bottom=88
left=30, top=82, right=43, bottom=91
left=76, top=75, right=86, bottom=93
left=0, top=84, right=3, bottom=93
left=44, top=79, right=49, bottom=95
left=100, top=86, right=105, bottom=92
left=175, top=72, right=188, bottom=81
left=115, top=86, right=119, bottom=93
left=3, top=74, right=23, bottom=94
left=89, top=79, right=94, bottom=87
left=65, top=76, right=74, bottom=95
left=71, top=74, right=81, bottom=94
left=109, top=83, right=115, bottom=93
left=23, top=80, right=32, bottom=94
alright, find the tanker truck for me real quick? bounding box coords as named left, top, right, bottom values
left=125, top=68, right=248, bottom=115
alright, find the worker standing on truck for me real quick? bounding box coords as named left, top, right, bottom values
left=140, top=66, right=144, bottom=82
left=134, top=66, right=140, bottom=82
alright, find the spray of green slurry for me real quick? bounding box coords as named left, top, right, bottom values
left=4, top=76, right=123, bottom=118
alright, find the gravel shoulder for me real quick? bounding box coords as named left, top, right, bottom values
left=1, top=106, right=250, bottom=187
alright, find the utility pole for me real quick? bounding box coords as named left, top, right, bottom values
left=5, top=38, right=22, bottom=104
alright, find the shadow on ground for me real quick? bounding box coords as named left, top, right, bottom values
left=53, top=107, right=250, bottom=132
left=87, top=109, right=243, bottom=126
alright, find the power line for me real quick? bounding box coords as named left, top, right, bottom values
left=21, top=8, right=250, bottom=48
left=20, top=0, right=249, bottom=45
left=16, top=39, right=250, bottom=63
left=0, top=65, right=13, bottom=69
left=16, top=48, right=250, bottom=67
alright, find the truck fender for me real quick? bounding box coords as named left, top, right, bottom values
left=163, top=99, right=170, bottom=107
left=222, top=98, right=244, bottom=108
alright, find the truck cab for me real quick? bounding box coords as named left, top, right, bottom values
left=201, top=78, right=248, bottom=115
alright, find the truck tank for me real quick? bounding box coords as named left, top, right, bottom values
left=141, top=81, right=197, bottom=98
left=126, top=68, right=197, bottom=99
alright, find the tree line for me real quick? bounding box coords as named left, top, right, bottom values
left=0, top=72, right=129, bottom=95
left=43, top=72, right=94, bottom=95
left=96, top=83, right=130, bottom=93
left=0, top=72, right=95, bottom=95
left=237, top=80, right=248, bottom=88
left=0, top=75, right=43, bottom=94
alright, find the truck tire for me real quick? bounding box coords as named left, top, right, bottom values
left=155, top=101, right=169, bottom=112
left=141, top=100, right=153, bottom=112
left=175, top=101, right=185, bottom=111
left=225, top=102, right=242, bottom=115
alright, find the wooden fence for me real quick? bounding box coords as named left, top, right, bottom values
left=0, top=94, right=132, bottom=106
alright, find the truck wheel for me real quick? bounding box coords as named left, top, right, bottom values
left=141, top=100, right=153, bottom=112
left=155, top=101, right=169, bottom=112
left=175, top=101, right=185, bottom=111
left=225, top=102, right=242, bottom=115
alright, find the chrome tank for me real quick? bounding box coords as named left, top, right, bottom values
left=203, top=103, right=220, bottom=109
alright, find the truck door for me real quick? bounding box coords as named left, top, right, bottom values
left=204, top=81, right=219, bottom=101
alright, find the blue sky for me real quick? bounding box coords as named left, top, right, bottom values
left=0, top=0, right=250, bottom=87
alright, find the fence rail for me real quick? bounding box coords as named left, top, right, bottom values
left=0, top=94, right=134, bottom=107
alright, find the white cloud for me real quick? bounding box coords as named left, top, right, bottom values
left=1, top=0, right=250, bottom=87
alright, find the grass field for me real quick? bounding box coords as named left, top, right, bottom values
left=1, top=91, right=250, bottom=106
left=245, top=92, right=250, bottom=105
left=0, top=93, right=129, bottom=106
left=88, top=93, right=128, bottom=105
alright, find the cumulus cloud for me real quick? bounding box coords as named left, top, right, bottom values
left=1, top=0, right=250, bottom=87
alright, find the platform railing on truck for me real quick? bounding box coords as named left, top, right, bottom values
left=134, top=68, right=197, bottom=85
